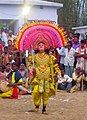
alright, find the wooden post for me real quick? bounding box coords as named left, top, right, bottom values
left=26, top=50, right=28, bottom=68
left=81, top=79, right=83, bottom=92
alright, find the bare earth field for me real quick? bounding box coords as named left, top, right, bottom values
left=0, top=91, right=87, bottom=120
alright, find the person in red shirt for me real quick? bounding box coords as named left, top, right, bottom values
left=0, top=38, right=3, bottom=50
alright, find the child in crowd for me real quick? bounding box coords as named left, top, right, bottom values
left=19, top=63, right=30, bottom=95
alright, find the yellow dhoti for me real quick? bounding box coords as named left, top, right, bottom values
left=32, top=78, right=55, bottom=106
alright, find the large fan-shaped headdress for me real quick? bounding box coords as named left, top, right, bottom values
left=15, top=21, right=67, bottom=51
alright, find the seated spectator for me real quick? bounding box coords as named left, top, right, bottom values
left=4, top=63, right=11, bottom=79
left=0, top=65, right=6, bottom=93
left=19, top=63, right=28, bottom=83
left=19, top=63, right=30, bottom=94
left=58, top=69, right=72, bottom=92
left=0, top=65, right=6, bottom=81
left=0, top=62, right=22, bottom=98
left=70, top=68, right=86, bottom=93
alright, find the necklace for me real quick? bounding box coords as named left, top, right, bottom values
left=35, top=53, right=49, bottom=66
left=37, top=53, right=45, bottom=58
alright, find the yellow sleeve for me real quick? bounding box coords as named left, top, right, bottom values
left=49, top=55, right=61, bottom=84
left=51, top=55, right=61, bottom=75
left=50, top=55, right=56, bottom=64
left=18, top=78, right=23, bottom=83
left=28, top=55, right=35, bottom=69
left=54, top=64, right=61, bottom=75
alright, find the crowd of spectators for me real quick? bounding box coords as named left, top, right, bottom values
left=0, top=29, right=87, bottom=98
left=57, top=33, right=87, bottom=92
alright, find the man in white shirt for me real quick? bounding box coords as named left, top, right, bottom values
left=64, top=41, right=75, bottom=77
left=57, top=47, right=66, bottom=69
left=1, top=29, right=8, bottom=46
left=58, top=69, right=72, bottom=91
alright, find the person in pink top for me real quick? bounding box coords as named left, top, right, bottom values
left=75, top=40, right=87, bottom=75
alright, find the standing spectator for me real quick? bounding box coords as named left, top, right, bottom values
left=0, top=29, right=2, bottom=38
left=68, top=32, right=74, bottom=41
left=54, top=49, right=60, bottom=66
left=64, top=41, right=75, bottom=77
left=72, top=34, right=80, bottom=67
left=75, top=40, right=87, bottom=74
left=3, top=47, right=10, bottom=66
left=85, top=38, right=87, bottom=74
left=0, top=45, right=3, bottom=66
left=7, top=40, right=14, bottom=62
left=7, top=40, right=13, bottom=54
left=72, top=34, right=80, bottom=50
left=1, top=29, right=8, bottom=46
left=0, top=38, right=3, bottom=50
left=14, top=52, right=21, bottom=67
left=8, top=39, right=17, bottom=62
left=58, top=46, right=66, bottom=69
left=8, top=39, right=17, bottom=52
left=0, top=39, right=3, bottom=65
left=8, top=30, right=16, bottom=42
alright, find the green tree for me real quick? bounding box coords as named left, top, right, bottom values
left=46, top=0, right=81, bottom=30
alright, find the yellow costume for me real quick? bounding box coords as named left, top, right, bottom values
left=28, top=52, right=60, bottom=107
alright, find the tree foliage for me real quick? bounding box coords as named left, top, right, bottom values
left=45, top=0, right=87, bottom=30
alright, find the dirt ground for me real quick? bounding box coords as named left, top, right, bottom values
left=0, top=91, right=87, bottom=120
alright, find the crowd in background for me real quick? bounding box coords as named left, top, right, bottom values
left=0, top=28, right=87, bottom=98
